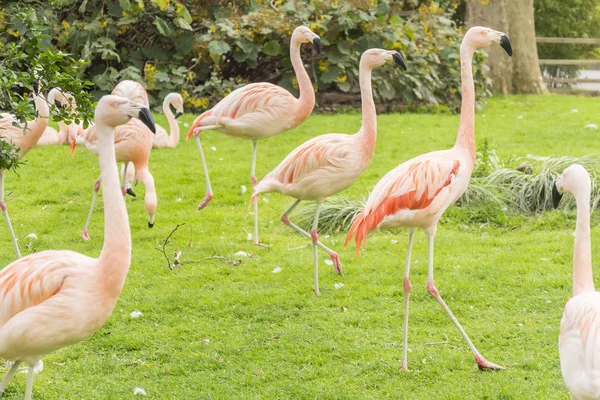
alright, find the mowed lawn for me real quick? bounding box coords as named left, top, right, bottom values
left=1, top=94, right=599, bottom=399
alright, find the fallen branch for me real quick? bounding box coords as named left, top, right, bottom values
left=185, top=252, right=242, bottom=267
left=155, top=223, right=185, bottom=270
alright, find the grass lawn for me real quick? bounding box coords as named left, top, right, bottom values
left=1, top=94, right=598, bottom=399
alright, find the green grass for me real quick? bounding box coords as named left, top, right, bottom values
left=1, top=94, right=598, bottom=399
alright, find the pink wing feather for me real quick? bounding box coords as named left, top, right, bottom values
left=346, top=155, right=460, bottom=255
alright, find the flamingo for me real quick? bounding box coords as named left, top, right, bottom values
left=152, top=92, right=184, bottom=148
left=252, top=49, right=406, bottom=295
left=38, top=89, right=82, bottom=146
left=345, top=26, right=512, bottom=371
left=187, top=25, right=321, bottom=246
left=75, top=82, right=158, bottom=239
left=0, top=83, right=49, bottom=259
left=553, top=164, right=600, bottom=399
left=0, top=95, right=154, bottom=400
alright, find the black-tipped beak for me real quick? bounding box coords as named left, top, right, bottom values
left=54, top=100, right=63, bottom=109
left=392, top=52, right=407, bottom=71
left=500, top=35, right=512, bottom=57
left=33, top=81, right=39, bottom=95
left=175, top=111, right=183, bottom=119
left=126, top=188, right=137, bottom=197
left=552, top=183, right=563, bottom=209
left=148, top=221, right=154, bottom=228
left=138, top=107, right=156, bottom=133
left=312, top=37, right=322, bottom=54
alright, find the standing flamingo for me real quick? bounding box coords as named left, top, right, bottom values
left=553, top=164, right=600, bottom=399
left=345, top=27, right=512, bottom=371
left=0, top=95, right=155, bottom=400
left=0, top=83, right=49, bottom=259
left=252, top=49, right=406, bottom=295
left=38, top=89, right=82, bottom=146
left=152, top=92, right=184, bottom=148
left=187, top=25, right=321, bottom=246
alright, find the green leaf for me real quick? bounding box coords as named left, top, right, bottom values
left=337, top=42, right=351, bottom=55
left=337, top=81, right=351, bottom=92
left=152, top=0, right=169, bottom=11
left=178, top=6, right=193, bottom=23
left=320, top=66, right=340, bottom=83
left=174, top=18, right=193, bottom=31
left=153, top=16, right=171, bottom=36
left=119, top=0, right=132, bottom=11
left=263, top=40, right=281, bottom=56
left=209, top=40, right=231, bottom=55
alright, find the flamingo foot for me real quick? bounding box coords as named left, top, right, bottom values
left=330, top=252, right=343, bottom=275
left=253, top=240, right=271, bottom=249
left=251, top=176, right=258, bottom=186
left=475, top=355, right=505, bottom=371
left=82, top=229, right=91, bottom=241
left=126, top=188, right=137, bottom=197
left=400, top=363, right=409, bottom=372
left=198, top=192, right=213, bottom=210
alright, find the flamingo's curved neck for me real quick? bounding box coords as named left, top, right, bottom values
left=97, top=123, right=131, bottom=298
left=290, top=38, right=315, bottom=125
left=357, top=61, right=377, bottom=157
left=455, top=42, right=476, bottom=164
left=163, top=98, right=179, bottom=147
left=573, top=191, right=595, bottom=296
left=19, top=93, right=50, bottom=155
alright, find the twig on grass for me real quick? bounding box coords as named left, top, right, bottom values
left=185, top=252, right=242, bottom=267
left=155, top=223, right=185, bottom=270
left=423, top=334, right=457, bottom=348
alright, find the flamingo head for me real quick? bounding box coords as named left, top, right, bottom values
left=553, top=164, right=591, bottom=208
left=292, top=26, right=321, bottom=54
left=464, top=26, right=512, bottom=56
left=360, top=48, right=407, bottom=71
left=95, top=95, right=156, bottom=133
left=166, top=93, right=184, bottom=119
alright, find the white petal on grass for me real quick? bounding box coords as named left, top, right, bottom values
left=134, top=388, right=147, bottom=396
left=334, top=283, right=344, bottom=289
left=211, top=146, right=217, bottom=151
left=25, top=233, right=38, bottom=240
left=176, top=198, right=182, bottom=202
left=324, top=260, right=333, bottom=266
left=234, top=251, right=248, bottom=257
left=247, top=233, right=252, bottom=241
left=585, top=123, right=598, bottom=130
left=571, top=109, right=578, bottom=113
left=130, top=311, right=143, bottom=319
left=20, top=360, right=43, bottom=374
left=517, top=115, right=523, bottom=119
left=202, top=338, right=210, bottom=344
left=272, top=267, right=282, bottom=274
left=262, top=197, right=269, bottom=203
left=390, top=240, right=398, bottom=244
left=240, top=185, right=247, bottom=194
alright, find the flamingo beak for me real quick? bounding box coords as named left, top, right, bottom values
left=312, top=37, right=322, bottom=54
left=392, top=52, right=407, bottom=71
left=500, top=35, right=512, bottom=56
left=175, top=111, right=183, bottom=119
left=138, top=107, right=156, bottom=133
left=552, top=182, right=563, bottom=208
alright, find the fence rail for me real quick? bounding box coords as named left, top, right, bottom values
left=537, top=37, right=600, bottom=89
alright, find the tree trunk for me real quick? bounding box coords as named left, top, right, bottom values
left=465, top=0, right=547, bottom=94
left=507, top=0, right=547, bottom=94
left=465, top=0, right=512, bottom=94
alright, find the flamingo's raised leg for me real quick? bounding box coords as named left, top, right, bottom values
left=82, top=176, right=101, bottom=240
left=0, top=170, right=21, bottom=259
left=193, top=128, right=214, bottom=210
left=0, top=360, right=21, bottom=394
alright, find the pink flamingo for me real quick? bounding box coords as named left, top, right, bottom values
left=252, top=49, right=406, bottom=295
left=0, top=95, right=155, bottom=400
left=0, top=84, right=49, bottom=259
left=152, top=93, right=184, bottom=148
left=186, top=26, right=321, bottom=246
left=76, top=83, right=158, bottom=239
left=345, top=27, right=512, bottom=371
left=38, top=89, right=82, bottom=146
left=553, top=165, right=600, bottom=399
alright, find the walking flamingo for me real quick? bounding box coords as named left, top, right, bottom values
left=0, top=83, right=49, bottom=259
left=75, top=83, right=158, bottom=239
left=345, top=27, right=512, bottom=370
left=38, top=89, right=82, bottom=146
left=152, top=93, right=184, bottom=148
left=0, top=95, right=155, bottom=400
left=252, top=49, right=406, bottom=295
left=553, top=164, right=600, bottom=399
left=187, top=26, right=321, bottom=246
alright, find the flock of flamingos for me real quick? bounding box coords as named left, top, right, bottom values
left=0, top=24, right=597, bottom=399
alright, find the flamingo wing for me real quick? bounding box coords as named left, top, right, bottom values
left=345, top=154, right=461, bottom=254
left=0, top=251, right=76, bottom=327
left=188, top=83, right=296, bottom=135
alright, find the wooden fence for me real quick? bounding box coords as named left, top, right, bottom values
left=537, top=37, right=600, bottom=87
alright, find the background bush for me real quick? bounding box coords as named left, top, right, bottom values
left=1, top=0, right=490, bottom=114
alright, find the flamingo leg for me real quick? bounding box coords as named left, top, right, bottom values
left=280, top=200, right=343, bottom=276
left=311, top=201, right=323, bottom=295
left=82, top=175, right=101, bottom=241
left=0, top=170, right=21, bottom=259
left=121, top=162, right=129, bottom=197
left=425, top=233, right=504, bottom=370
left=23, top=364, right=34, bottom=400
left=251, top=141, right=260, bottom=246
left=0, top=361, right=21, bottom=394
left=401, top=229, right=415, bottom=371
left=194, top=135, right=213, bottom=209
